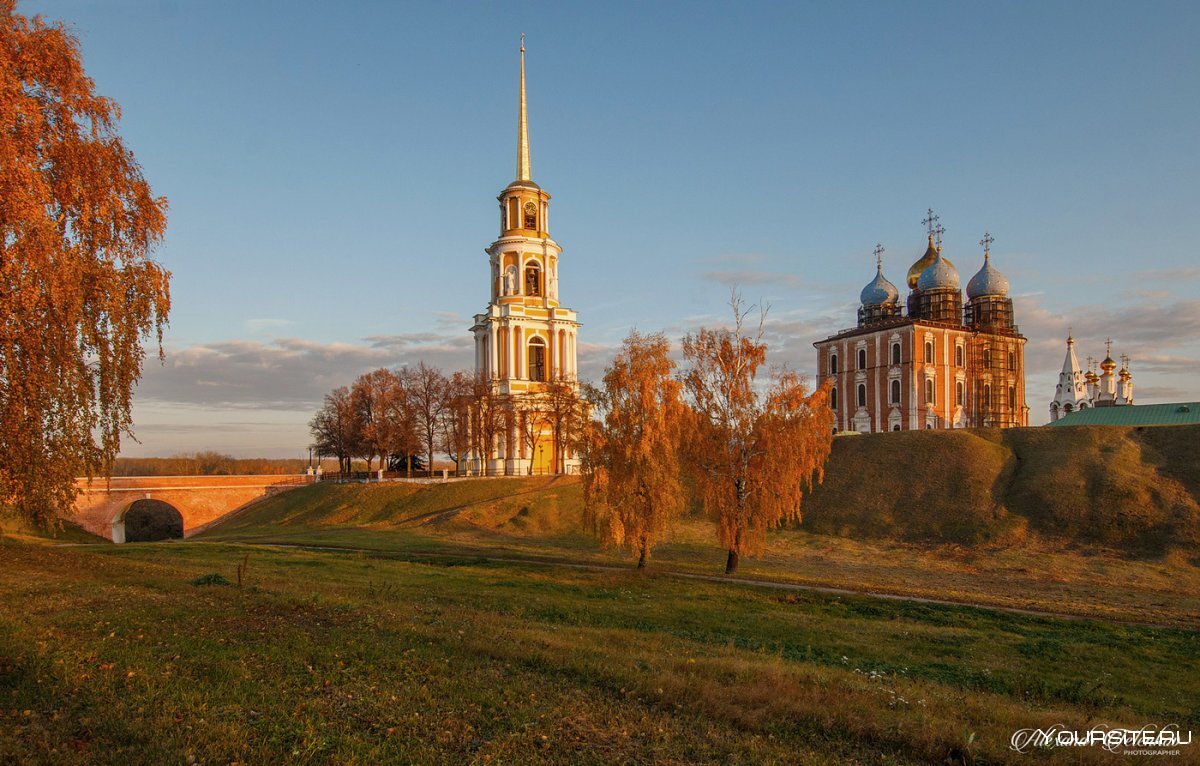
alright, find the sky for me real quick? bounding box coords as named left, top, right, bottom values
left=22, top=0, right=1200, bottom=457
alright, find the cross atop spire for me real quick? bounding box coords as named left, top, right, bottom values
left=873, top=243, right=885, bottom=270
left=516, top=34, right=531, bottom=182
left=922, top=208, right=939, bottom=239
left=980, top=231, right=994, bottom=259
left=1106, top=338, right=1112, bottom=356
left=934, top=222, right=946, bottom=251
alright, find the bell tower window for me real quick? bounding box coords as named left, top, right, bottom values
left=523, top=201, right=538, bottom=230
left=528, top=338, right=546, bottom=382
left=524, top=262, right=541, bottom=296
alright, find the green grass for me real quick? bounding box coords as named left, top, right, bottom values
left=195, top=474, right=1200, bottom=627
left=0, top=516, right=109, bottom=545
left=3, top=540, right=1197, bottom=765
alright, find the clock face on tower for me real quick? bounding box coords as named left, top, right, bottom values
left=523, top=201, right=537, bottom=230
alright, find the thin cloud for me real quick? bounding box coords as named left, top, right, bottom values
left=701, top=269, right=806, bottom=288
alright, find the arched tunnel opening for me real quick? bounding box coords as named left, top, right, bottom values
left=122, top=499, right=184, bottom=542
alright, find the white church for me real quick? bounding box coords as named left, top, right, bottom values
left=1048, top=335, right=1134, bottom=422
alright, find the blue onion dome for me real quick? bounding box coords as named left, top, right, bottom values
left=917, top=248, right=960, bottom=291
left=907, top=235, right=955, bottom=289
left=966, top=253, right=1010, bottom=299
left=860, top=264, right=899, bottom=306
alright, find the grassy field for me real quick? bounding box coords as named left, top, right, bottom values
left=196, top=476, right=1200, bottom=627
left=2, top=539, right=1197, bottom=765
left=6, top=426, right=1198, bottom=762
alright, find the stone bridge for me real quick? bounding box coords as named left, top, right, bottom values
left=72, top=475, right=309, bottom=542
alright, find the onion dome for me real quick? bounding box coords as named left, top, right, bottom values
left=1100, top=355, right=1117, bottom=371
left=906, top=235, right=939, bottom=289
left=966, top=253, right=1010, bottom=299
left=917, top=248, right=960, bottom=291
left=860, top=263, right=899, bottom=306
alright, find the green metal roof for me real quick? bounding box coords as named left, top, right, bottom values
left=1048, top=402, right=1200, bottom=427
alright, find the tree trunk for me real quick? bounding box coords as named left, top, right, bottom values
left=637, top=543, right=648, bottom=570
left=725, top=548, right=739, bottom=575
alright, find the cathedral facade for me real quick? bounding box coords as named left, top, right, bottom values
left=461, top=41, right=582, bottom=476
left=814, top=218, right=1029, bottom=432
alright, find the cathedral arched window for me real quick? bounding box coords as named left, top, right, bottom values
left=1009, top=386, right=1016, bottom=410
left=893, top=424, right=900, bottom=432
left=830, top=387, right=838, bottom=410
left=857, top=383, right=866, bottom=407
left=1008, top=351, right=1016, bottom=370
left=524, top=262, right=541, bottom=296
left=890, top=379, right=900, bottom=404
left=523, top=200, right=538, bottom=230
left=955, top=345, right=964, bottom=367
left=924, top=378, right=934, bottom=406
left=983, top=348, right=992, bottom=367
left=830, top=354, right=838, bottom=375
left=956, top=381, right=964, bottom=406
left=891, top=343, right=901, bottom=366
left=983, top=385, right=992, bottom=411
left=857, top=349, right=867, bottom=370
left=527, top=337, right=547, bottom=382
left=924, top=342, right=934, bottom=364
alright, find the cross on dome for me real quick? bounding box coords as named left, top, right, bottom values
left=922, top=208, right=939, bottom=239
left=980, top=231, right=994, bottom=258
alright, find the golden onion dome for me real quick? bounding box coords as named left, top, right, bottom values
left=907, top=235, right=954, bottom=289
left=1101, top=355, right=1117, bottom=370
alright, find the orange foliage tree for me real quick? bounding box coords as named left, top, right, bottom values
left=582, top=330, right=687, bottom=568
left=680, top=294, right=833, bottom=574
left=0, top=3, right=170, bottom=527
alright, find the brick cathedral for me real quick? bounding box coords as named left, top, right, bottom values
left=814, top=212, right=1028, bottom=432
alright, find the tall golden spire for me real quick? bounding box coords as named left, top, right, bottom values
left=516, top=34, right=531, bottom=182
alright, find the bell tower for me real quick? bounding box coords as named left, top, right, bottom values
left=467, top=38, right=582, bottom=476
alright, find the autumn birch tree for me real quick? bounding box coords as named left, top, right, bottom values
left=681, top=293, right=833, bottom=575
left=1, top=3, right=170, bottom=527
left=582, top=331, right=686, bottom=568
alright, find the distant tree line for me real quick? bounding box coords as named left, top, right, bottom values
left=110, top=453, right=327, bottom=477
left=310, top=362, right=589, bottom=477
left=312, top=362, right=474, bottom=476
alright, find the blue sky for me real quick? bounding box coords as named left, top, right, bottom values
left=23, top=1, right=1200, bottom=456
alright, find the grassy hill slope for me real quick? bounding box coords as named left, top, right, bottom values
left=207, top=425, right=1200, bottom=554
left=802, top=424, right=1200, bottom=551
